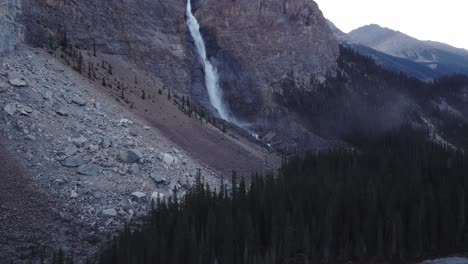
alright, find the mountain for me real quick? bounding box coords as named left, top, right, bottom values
left=18, top=0, right=340, bottom=153
left=348, top=24, right=468, bottom=76
left=326, top=20, right=441, bottom=80
left=191, top=0, right=340, bottom=118
left=4, top=0, right=468, bottom=262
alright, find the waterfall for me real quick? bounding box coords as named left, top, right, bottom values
left=186, top=0, right=230, bottom=121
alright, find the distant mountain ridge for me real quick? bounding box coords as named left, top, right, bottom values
left=327, top=21, right=468, bottom=80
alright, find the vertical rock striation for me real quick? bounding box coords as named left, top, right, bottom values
left=192, top=0, right=340, bottom=118
left=20, top=0, right=192, bottom=90
left=14, top=0, right=340, bottom=150
left=0, top=0, right=23, bottom=53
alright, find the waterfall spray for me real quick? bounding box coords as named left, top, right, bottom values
left=186, top=0, right=231, bottom=121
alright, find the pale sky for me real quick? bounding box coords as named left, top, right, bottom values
left=314, top=0, right=468, bottom=50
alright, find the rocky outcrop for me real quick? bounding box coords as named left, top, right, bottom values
left=13, top=0, right=340, bottom=152
left=193, top=0, right=340, bottom=118
left=0, top=0, right=23, bottom=53
left=19, top=0, right=339, bottom=119
left=20, top=0, right=191, bottom=90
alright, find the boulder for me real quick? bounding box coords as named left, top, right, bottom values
left=72, top=135, right=88, bottom=147
left=61, top=155, right=85, bottom=167
left=25, top=134, right=36, bottom=141
left=119, top=149, right=143, bottom=163
left=88, top=144, right=99, bottom=152
left=3, top=103, right=16, bottom=116
left=9, top=78, right=26, bottom=87
left=72, top=96, right=86, bottom=106
left=102, top=208, right=117, bottom=217
left=0, top=82, right=8, bottom=93
left=103, top=170, right=113, bottom=177
left=56, top=108, right=69, bottom=117
left=128, top=163, right=140, bottom=175
left=64, top=144, right=78, bottom=156
left=77, top=164, right=99, bottom=176
left=42, top=91, right=52, bottom=100
left=131, top=192, right=146, bottom=199
left=150, top=173, right=166, bottom=184
left=19, top=105, right=33, bottom=115
left=70, top=190, right=78, bottom=198
left=101, top=137, right=112, bottom=149
left=162, top=153, right=175, bottom=165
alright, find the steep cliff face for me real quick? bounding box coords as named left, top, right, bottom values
left=20, top=0, right=192, bottom=90
left=14, top=0, right=340, bottom=152
left=18, top=0, right=338, bottom=115
left=0, top=0, right=22, bottom=53
left=193, top=0, right=340, bottom=118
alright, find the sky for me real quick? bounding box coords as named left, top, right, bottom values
left=314, top=0, right=468, bottom=50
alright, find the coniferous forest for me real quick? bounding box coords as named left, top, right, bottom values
left=50, top=129, right=468, bottom=264
left=50, top=48, right=468, bottom=264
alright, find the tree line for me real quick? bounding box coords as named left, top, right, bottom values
left=47, top=128, right=468, bottom=264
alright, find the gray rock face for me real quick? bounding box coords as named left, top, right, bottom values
left=19, top=0, right=338, bottom=120
left=0, top=0, right=22, bottom=53
left=61, top=155, right=85, bottom=167
left=11, top=0, right=340, bottom=153
left=21, top=0, right=191, bottom=90
left=193, top=0, right=339, bottom=117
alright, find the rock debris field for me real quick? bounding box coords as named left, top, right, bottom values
left=0, top=46, right=223, bottom=262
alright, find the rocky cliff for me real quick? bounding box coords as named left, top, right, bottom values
left=0, top=0, right=22, bottom=53
left=193, top=0, right=339, bottom=118
left=20, top=0, right=192, bottom=90
left=1, top=0, right=341, bottom=154
left=17, top=0, right=338, bottom=119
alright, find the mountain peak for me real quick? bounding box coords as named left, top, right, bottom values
left=344, top=22, right=468, bottom=74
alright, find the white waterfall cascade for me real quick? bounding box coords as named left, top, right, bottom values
left=186, top=0, right=231, bottom=121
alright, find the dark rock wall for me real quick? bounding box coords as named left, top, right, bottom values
left=21, top=0, right=192, bottom=90
left=193, top=0, right=340, bottom=117
left=16, top=0, right=340, bottom=151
